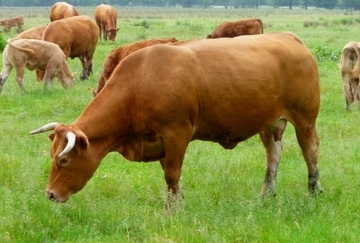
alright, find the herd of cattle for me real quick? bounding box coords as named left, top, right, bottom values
left=0, top=2, right=264, bottom=95
left=4, top=2, right=357, bottom=206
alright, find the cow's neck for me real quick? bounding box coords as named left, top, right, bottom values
left=72, top=90, right=132, bottom=154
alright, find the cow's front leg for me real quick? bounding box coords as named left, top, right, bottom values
left=159, top=133, right=190, bottom=209
left=160, top=156, right=184, bottom=210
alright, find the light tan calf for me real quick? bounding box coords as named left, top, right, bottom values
left=340, top=41, right=360, bottom=110
left=0, top=39, right=74, bottom=93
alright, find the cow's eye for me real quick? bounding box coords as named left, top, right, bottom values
left=58, top=157, right=69, bottom=166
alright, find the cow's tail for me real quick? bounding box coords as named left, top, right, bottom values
left=7, top=38, right=35, bottom=54
left=349, top=42, right=360, bottom=86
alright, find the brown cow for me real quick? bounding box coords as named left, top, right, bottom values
left=41, top=15, right=99, bottom=80
left=93, top=37, right=178, bottom=96
left=207, top=18, right=263, bottom=38
left=50, top=2, right=79, bottom=21
left=339, top=41, right=360, bottom=110
left=30, top=32, right=322, bottom=207
left=0, top=17, right=23, bottom=33
left=94, top=4, right=119, bottom=42
left=0, top=39, right=74, bottom=93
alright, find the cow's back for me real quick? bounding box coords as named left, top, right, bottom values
left=15, top=25, right=46, bottom=39
left=42, top=16, right=99, bottom=58
left=100, top=32, right=319, bottom=142
left=208, top=18, right=263, bottom=38
left=50, top=2, right=79, bottom=21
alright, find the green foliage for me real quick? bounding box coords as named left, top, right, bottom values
left=1, top=7, right=360, bottom=243
left=0, top=35, right=6, bottom=51
left=314, top=46, right=341, bottom=62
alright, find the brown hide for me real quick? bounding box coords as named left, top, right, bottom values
left=41, top=15, right=99, bottom=80
left=15, top=25, right=47, bottom=82
left=50, top=2, right=79, bottom=21
left=15, top=25, right=46, bottom=40
left=0, top=17, right=23, bottom=33
left=31, top=32, right=322, bottom=204
left=93, top=37, right=178, bottom=96
left=207, top=18, right=263, bottom=38
left=340, top=41, right=360, bottom=110
left=0, top=39, right=74, bottom=93
left=94, top=4, right=119, bottom=42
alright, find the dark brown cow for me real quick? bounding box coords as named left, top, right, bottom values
left=50, top=2, right=79, bottom=22
left=94, top=4, right=119, bottom=42
left=31, top=32, right=322, bottom=207
left=0, top=39, right=74, bottom=93
left=41, top=15, right=99, bottom=80
left=207, top=18, right=263, bottom=38
left=93, top=37, right=178, bottom=96
left=0, top=17, right=23, bottom=33
left=339, top=41, right=360, bottom=110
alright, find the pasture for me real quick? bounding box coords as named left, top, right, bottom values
left=1, top=6, right=360, bottom=242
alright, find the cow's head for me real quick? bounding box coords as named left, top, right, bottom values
left=105, top=27, right=119, bottom=42
left=31, top=122, right=99, bottom=203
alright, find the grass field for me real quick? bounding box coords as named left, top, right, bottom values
left=1, top=6, right=360, bottom=242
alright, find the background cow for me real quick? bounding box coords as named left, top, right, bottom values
left=31, top=32, right=322, bottom=207
left=41, top=15, right=99, bottom=80
left=339, top=41, right=360, bottom=110
left=0, top=39, right=74, bottom=93
left=0, top=17, right=23, bottom=33
left=94, top=4, right=119, bottom=41
left=15, top=25, right=47, bottom=82
left=207, top=18, right=263, bottom=38
left=93, top=37, right=178, bottom=96
left=50, top=2, right=79, bottom=21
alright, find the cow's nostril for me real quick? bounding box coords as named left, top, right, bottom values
left=46, top=191, right=55, bottom=201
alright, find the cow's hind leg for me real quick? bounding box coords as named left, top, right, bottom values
left=295, top=122, right=323, bottom=194
left=14, top=67, right=26, bottom=92
left=0, top=64, right=13, bottom=93
left=259, top=119, right=287, bottom=196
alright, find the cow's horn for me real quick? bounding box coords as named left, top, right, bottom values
left=30, top=122, right=59, bottom=134
left=58, top=132, right=76, bottom=157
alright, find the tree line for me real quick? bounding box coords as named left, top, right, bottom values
left=0, top=0, right=359, bottom=10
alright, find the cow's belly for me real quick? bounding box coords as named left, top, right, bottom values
left=193, top=109, right=282, bottom=149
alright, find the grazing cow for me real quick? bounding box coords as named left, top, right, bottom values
left=93, top=37, right=178, bottom=96
left=207, top=18, right=263, bottom=38
left=0, top=17, right=23, bottom=33
left=339, top=41, right=360, bottom=110
left=50, top=2, right=79, bottom=21
left=0, top=39, right=74, bottom=93
left=94, top=4, right=119, bottom=41
left=41, top=15, right=99, bottom=80
left=30, top=32, right=322, bottom=206
left=15, top=25, right=47, bottom=82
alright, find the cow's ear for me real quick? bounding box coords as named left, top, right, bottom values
left=49, top=133, right=55, bottom=141
left=76, top=134, right=89, bottom=151
left=71, top=72, right=77, bottom=78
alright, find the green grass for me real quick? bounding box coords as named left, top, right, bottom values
left=1, top=7, right=360, bottom=242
